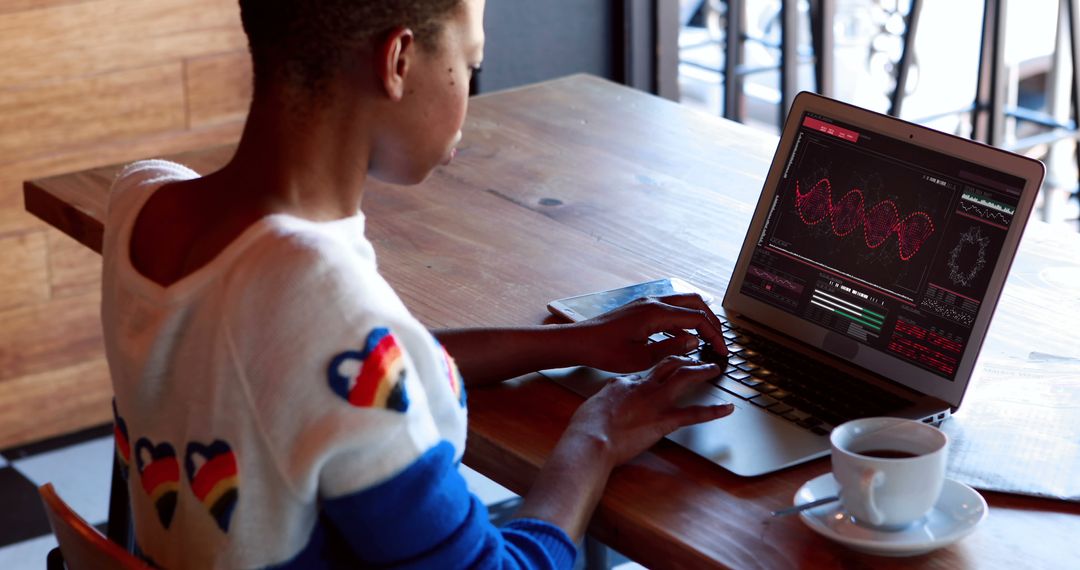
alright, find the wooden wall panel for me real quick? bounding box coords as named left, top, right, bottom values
left=0, top=63, right=187, bottom=165
left=0, top=292, right=103, bottom=382
left=0, top=0, right=246, bottom=87
left=0, top=231, right=49, bottom=312
left=0, top=1, right=96, bottom=17
left=0, top=0, right=248, bottom=448
left=47, top=228, right=101, bottom=300
left=0, top=358, right=111, bottom=450
left=0, top=178, right=41, bottom=238
left=186, top=50, right=254, bottom=129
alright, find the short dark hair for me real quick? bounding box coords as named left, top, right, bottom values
left=239, top=0, right=463, bottom=94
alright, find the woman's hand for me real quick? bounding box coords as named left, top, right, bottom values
left=566, top=355, right=735, bottom=467
left=568, top=293, right=728, bottom=373
left=515, top=356, right=735, bottom=539
left=432, top=292, right=727, bottom=386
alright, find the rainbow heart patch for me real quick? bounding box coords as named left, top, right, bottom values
left=135, top=438, right=179, bottom=529
left=185, top=440, right=238, bottom=532
left=112, top=400, right=131, bottom=480
left=328, top=327, right=409, bottom=411
left=438, top=344, right=466, bottom=408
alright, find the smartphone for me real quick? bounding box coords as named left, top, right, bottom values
left=547, top=277, right=712, bottom=322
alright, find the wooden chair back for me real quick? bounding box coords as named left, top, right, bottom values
left=38, top=483, right=149, bottom=570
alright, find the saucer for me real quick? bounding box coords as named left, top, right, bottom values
left=794, top=473, right=988, bottom=557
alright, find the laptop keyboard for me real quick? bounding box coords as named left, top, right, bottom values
left=653, top=317, right=913, bottom=436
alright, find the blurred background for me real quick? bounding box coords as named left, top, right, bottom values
left=673, top=0, right=1079, bottom=229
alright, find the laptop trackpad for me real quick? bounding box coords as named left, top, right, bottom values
left=668, top=385, right=830, bottom=476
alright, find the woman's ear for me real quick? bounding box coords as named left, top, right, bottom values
left=377, top=27, right=416, bottom=101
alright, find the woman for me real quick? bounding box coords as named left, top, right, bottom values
left=102, top=0, right=732, bottom=567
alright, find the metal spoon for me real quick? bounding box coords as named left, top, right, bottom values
left=770, top=495, right=840, bottom=517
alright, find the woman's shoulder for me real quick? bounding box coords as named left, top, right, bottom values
left=112, top=159, right=199, bottom=194
left=223, top=213, right=378, bottom=309
left=240, top=214, right=370, bottom=276
left=107, top=159, right=199, bottom=232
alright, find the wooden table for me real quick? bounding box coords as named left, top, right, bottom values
left=24, top=74, right=1080, bottom=569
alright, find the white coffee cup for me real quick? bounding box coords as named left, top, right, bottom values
left=830, top=417, right=948, bottom=530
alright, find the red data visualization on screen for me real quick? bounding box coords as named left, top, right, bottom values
left=740, top=113, right=1024, bottom=380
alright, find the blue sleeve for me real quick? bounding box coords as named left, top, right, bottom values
left=320, top=441, right=577, bottom=569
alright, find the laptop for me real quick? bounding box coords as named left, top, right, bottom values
left=547, top=91, right=1045, bottom=477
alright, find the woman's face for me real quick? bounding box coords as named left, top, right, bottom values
left=370, top=0, right=485, bottom=185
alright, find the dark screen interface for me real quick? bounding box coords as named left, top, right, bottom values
left=740, top=113, right=1025, bottom=380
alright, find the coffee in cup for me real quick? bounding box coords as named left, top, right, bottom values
left=830, top=417, right=948, bottom=530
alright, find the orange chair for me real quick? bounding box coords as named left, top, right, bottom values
left=38, top=483, right=149, bottom=570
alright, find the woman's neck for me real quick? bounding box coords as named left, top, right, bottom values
left=223, top=86, right=374, bottom=221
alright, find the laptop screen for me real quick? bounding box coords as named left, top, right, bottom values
left=738, top=111, right=1026, bottom=381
